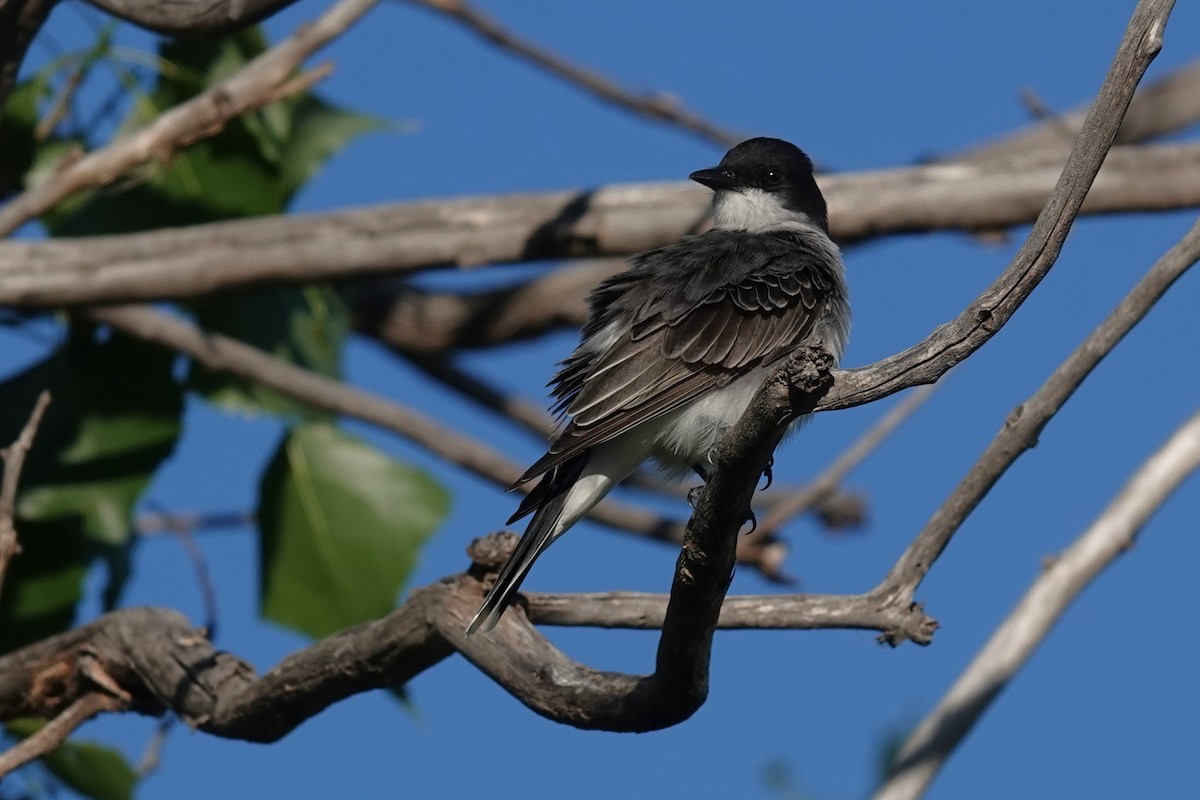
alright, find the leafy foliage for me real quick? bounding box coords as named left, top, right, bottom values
left=0, top=327, right=183, bottom=653
left=42, top=29, right=383, bottom=236
left=258, top=423, right=450, bottom=639
left=187, top=285, right=350, bottom=417
left=0, top=17, right=441, bottom=796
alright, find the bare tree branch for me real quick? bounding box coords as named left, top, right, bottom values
left=0, top=691, right=124, bottom=778
left=83, top=304, right=771, bottom=566
left=5, top=141, right=1200, bottom=307
left=85, top=0, right=1182, bottom=605
left=960, top=57, right=1200, bottom=161
left=816, top=0, right=1173, bottom=415
left=349, top=259, right=621, bottom=354
left=872, top=207, right=1200, bottom=610
left=0, top=350, right=849, bottom=739
left=84, top=0, right=304, bottom=35
left=876, top=407, right=1200, bottom=800
left=80, top=305, right=566, bottom=505
left=0, top=0, right=381, bottom=239
left=404, top=0, right=743, bottom=148
left=744, top=382, right=938, bottom=546
left=0, top=390, right=51, bottom=598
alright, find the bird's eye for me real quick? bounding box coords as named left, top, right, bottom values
left=721, top=169, right=736, bottom=180
left=763, top=169, right=782, bottom=186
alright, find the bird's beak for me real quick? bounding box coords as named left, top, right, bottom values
left=689, top=167, right=736, bottom=191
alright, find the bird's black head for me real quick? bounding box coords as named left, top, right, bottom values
left=690, top=137, right=828, bottom=232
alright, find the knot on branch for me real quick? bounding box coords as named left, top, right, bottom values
left=877, top=602, right=939, bottom=648
left=466, top=531, right=519, bottom=577
left=776, top=345, right=836, bottom=416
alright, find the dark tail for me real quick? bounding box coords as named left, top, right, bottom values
left=466, top=456, right=587, bottom=635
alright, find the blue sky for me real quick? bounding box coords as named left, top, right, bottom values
left=9, top=1, right=1200, bottom=798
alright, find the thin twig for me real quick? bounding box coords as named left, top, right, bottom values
left=876, top=407, right=1200, bottom=800
left=0, top=0, right=379, bottom=238
left=135, top=509, right=254, bottom=536
left=145, top=501, right=220, bottom=640
left=406, top=354, right=556, bottom=439
left=81, top=305, right=738, bottom=567
left=135, top=717, right=174, bottom=778
left=751, top=382, right=938, bottom=537
left=817, top=0, right=1174, bottom=414
left=0, top=390, right=51, bottom=597
left=405, top=0, right=742, bottom=148
left=873, top=210, right=1200, bottom=611
left=958, top=57, right=1200, bottom=161
left=0, top=692, right=123, bottom=778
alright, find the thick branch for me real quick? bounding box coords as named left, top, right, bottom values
left=0, top=546, right=932, bottom=745
left=85, top=0, right=303, bottom=35
left=876, top=407, right=1200, bottom=800
left=3, top=142, right=1200, bottom=307
left=0, top=350, right=851, bottom=737
left=348, top=259, right=620, bottom=353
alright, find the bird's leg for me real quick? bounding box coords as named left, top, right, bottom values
left=687, top=463, right=711, bottom=509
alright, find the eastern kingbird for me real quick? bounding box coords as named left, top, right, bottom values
left=466, top=137, right=850, bottom=634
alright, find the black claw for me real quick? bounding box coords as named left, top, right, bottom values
left=760, top=456, right=775, bottom=490
left=687, top=485, right=704, bottom=509
left=744, top=507, right=758, bottom=534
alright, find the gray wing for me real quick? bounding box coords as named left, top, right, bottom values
left=513, top=231, right=838, bottom=489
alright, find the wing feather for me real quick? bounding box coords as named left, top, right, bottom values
left=516, top=229, right=843, bottom=487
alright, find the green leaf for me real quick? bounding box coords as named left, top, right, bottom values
left=7, top=720, right=136, bottom=800
left=43, top=27, right=383, bottom=235
left=275, top=93, right=386, bottom=194
left=0, top=325, right=183, bottom=651
left=258, top=423, right=449, bottom=638
left=186, top=285, right=349, bottom=417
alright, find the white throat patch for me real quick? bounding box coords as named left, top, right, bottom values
left=711, top=188, right=812, bottom=232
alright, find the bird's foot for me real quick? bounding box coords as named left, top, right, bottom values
left=687, top=485, right=705, bottom=509
left=760, top=456, right=775, bottom=490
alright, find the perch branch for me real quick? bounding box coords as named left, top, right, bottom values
left=0, top=349, right=853, bottom=738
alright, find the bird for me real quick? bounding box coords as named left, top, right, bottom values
left=465, top=137, right=850, bottom=634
